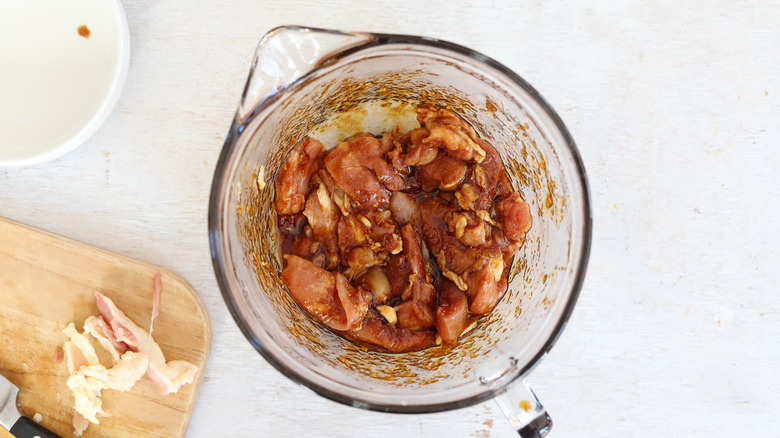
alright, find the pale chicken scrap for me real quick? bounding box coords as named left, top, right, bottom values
left=63, top=323, right=100, bottom=374
left=66, top=365, right=109, bottom=424
left=62, top=322, right=150, bottom=434
left=63, top=282, right=192, bottom=436
left=83, top=316, right=122, bottom=364
left=62, top=323, right=106, bottom=434
left=72, top=412, right=90, bottom=437
left=107, top=351, right=150, bottom=392
left=95, top=292, right=198, bottom=396
left=63, top=351, right=149, bottom=429
left=85, top=314, right=128, bottom=356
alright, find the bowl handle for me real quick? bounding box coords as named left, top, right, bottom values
left=237, top=25, right=375, bottom=122
left=495, top=379, right=553, bottom=437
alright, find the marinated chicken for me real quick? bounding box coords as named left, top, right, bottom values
left=275, top=104, right=531, bottom=352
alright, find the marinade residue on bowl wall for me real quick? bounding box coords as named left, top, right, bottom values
left=273, top=104, right=532, bottom=353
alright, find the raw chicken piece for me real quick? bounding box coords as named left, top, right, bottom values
left=417, top=103, right=476, bottom=132
left=420, top=198, right=506, bottom=315
left=388, top=191, right=420, bottom=228
left=336, top=215, right=377, bottom=278
left=73, top=413, right=89, bottom=437
left=83, top=316, right=123, bottom=364
left=420, top=198, right=481, bottom=273
left=343, top=247, right=387, bottom=280
left=415, top=104, right=486, bottom=163
left=417, top=151, right=468, bottom=192
left=94, top=292, right=198, bottom=396
left=492, top=225, right=521, bottom=264
left=326, top=143, right=388, bottom=209
left=299, top=175, right=341, bottom=269
left=275, top=137, right=325, bottom=214
left=338, top=210, right=401, bottom=255
left=304, top=176, right=341, bottom=235
left=65, top=351, right=149, bottom=427
left=464, top=255, right=505, bottom=315
left=337, top=214, right=367, bottom=250
left=335, top=274, right=371, bottom=331
left=335, top=218, right=371, bottom=277
left=495, top=191, right=533, bottom=245
left=66, top=365, right=108, bottom=424
left=445, top=209, right=492, bottom=248
left=63, top=323, right=100, bottom=374
left=383, top=224, right=428, bottom=303
left=424, top=125, right=485, bottom=163
left=384, top=251, right=412, bottom=302
left=107, top=351, right=150, bottom=392
left=336, top=210, right=401, bottom=279
left=394, top=225, right=437, bottom=331
left=345, top=311, right=436, bottom=352
left=382, top=128, right=411, bottom=180
left=396, top=300, right=435, bottom=331
left=281, top=255, right=370, bottom=331
left=355, top=267, right=392, bottom=304
left=63, top=323, right=107, bottom=432
left=470, top=140, right=505, bottom=208
left=325, top=134, right=402, bottom=209
left=63, top=283, right=195, bottom=436
left=363, top=209, right=403, bottom=254
left=453, top=183, right=479, bottom=211
left=400, top=225, right=426, bottom=289
left=435, top=280, right=471, bottom=344
left=402, top=128, right=439, bottom=166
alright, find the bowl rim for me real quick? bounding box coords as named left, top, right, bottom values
left=209, top=25, right=592, bottom=413
left=0, top=0, right=131, bottom=167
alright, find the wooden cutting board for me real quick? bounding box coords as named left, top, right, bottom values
left=0, top=217, right=211, bottom=437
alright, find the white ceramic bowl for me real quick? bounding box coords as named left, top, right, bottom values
left=0, top=0, right=130, bottom=166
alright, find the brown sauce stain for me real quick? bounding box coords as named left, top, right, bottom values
left=77, top=25, right=90, bottom=39
left=544, top=190, right=553, bottom=209
left=324, top=107, right=367, bottom=139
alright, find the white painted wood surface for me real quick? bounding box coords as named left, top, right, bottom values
left=1, top=1, right=778, bottom=436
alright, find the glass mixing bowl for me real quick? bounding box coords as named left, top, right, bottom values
left=209, top=26, right=591, bottom=437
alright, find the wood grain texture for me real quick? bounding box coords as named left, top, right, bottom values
left=0, top=217, right=211, bottom=437
left=0, top=1, right=778, bottom=437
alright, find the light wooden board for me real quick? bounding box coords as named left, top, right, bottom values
left=0, top=216, right=211, bottom=438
